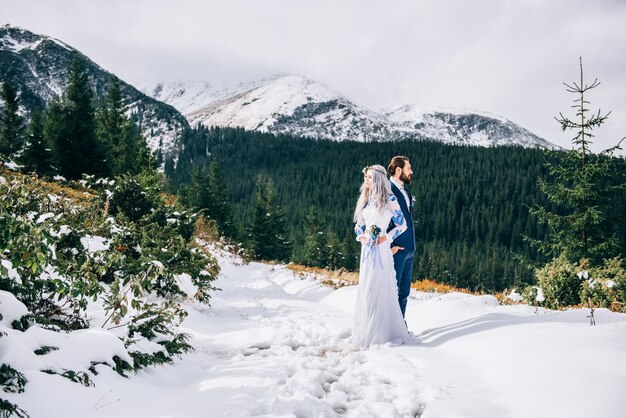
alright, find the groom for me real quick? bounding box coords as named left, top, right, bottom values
left=387, top=156, right=415, bottom=318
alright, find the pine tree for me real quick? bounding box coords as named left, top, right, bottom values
left=181, top=167, right=213, bottom=213
left=325, top=229, right=346, bottom=270
left=48, top=56, right=108, bottom=179
left=207, top=160, right=236, bottom=239
left=301, top=207, right=328, bottom=268
left=249, top=176, right=291, bottom=261
left=97, top=75, right=124, bottom=173
left=249, top=177, right=272, bottom=260
left=97, top=75, right=151, bottom=175
left=164, top=156, right=175, bottom=180
left=528, top=58, right=625, bottom=265
left=341, top=234, right=358, bottom=271
left=42, top=98, right=64, bottom=175
left=0, top=79, right=26, bottom=157
left=155, top=147, right=163, bottom=168
left=20, top=110, right=52, bottom=175
left=265, top=179, right=291, bottom=261
left=179, top=162, right=236, bottom=240
left=122, top=121, right=151, bottom=174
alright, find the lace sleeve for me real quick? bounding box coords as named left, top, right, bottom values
left=354, top=209, right=366, bottom=241
left=387, top=195, right=407, bottom=240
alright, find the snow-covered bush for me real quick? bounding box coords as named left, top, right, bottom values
left=0, top=168, right=220, bottom=384
left=0, top=364, right=27, bottom=393
left=535, top=256, right=582, bottom=309
left=579, top=275, right=612, bottom=309
left=533, top=256, right=626, bottom=311
left=0, top=364, right=29, bottom=417
left=93, top=172, right=219, bottom=368
left=102, top=173, right=217, bottom=303
left=521, top=285, right=544, bottom=307
left=582, top=257, right=626, bottom=312
left=0, top=173, right=96, bottom=330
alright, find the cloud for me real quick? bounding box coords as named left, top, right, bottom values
left=2, top=0, right=625, bottom=151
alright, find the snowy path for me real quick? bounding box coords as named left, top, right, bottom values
left=170, top=252, right=431, bottom=417
left=5, top=248, right=626, bottom=418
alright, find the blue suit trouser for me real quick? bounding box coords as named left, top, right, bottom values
left=393, top=250, right=414, bottom=318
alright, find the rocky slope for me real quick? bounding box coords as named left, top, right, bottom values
left=0, top=24, right=188, bottom=156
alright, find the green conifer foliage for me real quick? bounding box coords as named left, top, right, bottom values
left=528, top=58, right=626, bottom=265
left=301, top=206, right=329, bottom=268
left=46, top=56, right=108, bottom=179
left=97, top=75, right=151, bottom=175
left=42, top=98, right=64, bottom=174
left=0, top=166, right=219, bottom=375
left=249, top=175, right=291, bottom=262
left=325, top=229, right=347, bottom=270
left=178, top=161, right=236, bottom=240
left=0, top=78, right=25, bottom=157
left=19, top=111, right=52, bottom=175
left=207, top=160, right=236, bottom=239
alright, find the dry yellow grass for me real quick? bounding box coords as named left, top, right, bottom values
left=1, top=165, right=96, bottom=205
left=160, top=192, right=178, bottom=206
left=287, top=264, right=479, bottom=294
left=194, top=217, right=221, bottom=242
left=287, top=264, right=358, bottom=288
left=39, top=180, right=97, bottom=204
left=410, top=278, right=476, bottom=295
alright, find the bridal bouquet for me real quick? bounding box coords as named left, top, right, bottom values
left=367, top=224, right=382, bottom=244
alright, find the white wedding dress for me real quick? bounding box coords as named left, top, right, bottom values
left=352, top=195, right=414, bottom=348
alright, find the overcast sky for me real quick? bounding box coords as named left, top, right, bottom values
left=3, top=0, right=625, bottom=152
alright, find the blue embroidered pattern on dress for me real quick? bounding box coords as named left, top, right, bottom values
left=387, top=194, right=407, bottom=240
left=391, top=209, right=406, bottom=240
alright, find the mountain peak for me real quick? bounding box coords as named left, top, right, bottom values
left=385, top=104, right=509, bottom=124
left=175, top=74, right=390, bottom=140
left=0, top=25, right=188, bottom=158
left=150, top=75, right=555, bottom=147
left=146, top=73, right=342, bottom=118
left=0, top=24, right=72, bottom=53
left=384, top=105, right=556, bottom=148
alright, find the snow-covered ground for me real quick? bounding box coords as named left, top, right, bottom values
left=2, top=247, right=626, bottom=418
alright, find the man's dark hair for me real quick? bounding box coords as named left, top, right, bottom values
left=387, top=156, right=409, bottom=177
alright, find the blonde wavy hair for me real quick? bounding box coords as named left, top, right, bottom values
left=353, top=164, right=392, bottom=222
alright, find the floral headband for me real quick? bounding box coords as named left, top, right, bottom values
left=362, top=166, right=387, bottom=176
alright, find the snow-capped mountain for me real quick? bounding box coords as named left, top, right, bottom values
left=386, top=105, right=556, bottom=148
left=148, top=75, right=556, bottom=148
left=148, top=75, right=396, bottom=142
left=0, top=24, right=188, bottom=156
left=147, top=77, right=277, bottom=116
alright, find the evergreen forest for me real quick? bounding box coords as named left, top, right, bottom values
left=165, top=126, right=626, bottom=291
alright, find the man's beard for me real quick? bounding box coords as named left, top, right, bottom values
left=400, top=172, right=412, bottom=185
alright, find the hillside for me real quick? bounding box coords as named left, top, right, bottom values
left=0, top=24, right=188, bottom=156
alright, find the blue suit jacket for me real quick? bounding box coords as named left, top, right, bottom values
left=388, top=181, right=416, bottom=252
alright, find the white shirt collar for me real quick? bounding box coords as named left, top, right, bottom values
left=390, top=177, right=405, bottom=191
left=390, top=177, right=410, bottom=208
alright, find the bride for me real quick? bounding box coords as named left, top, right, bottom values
left=352, top=164, right=415, bottom=348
